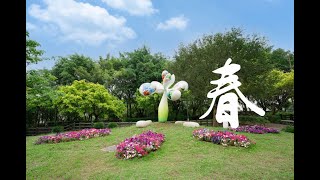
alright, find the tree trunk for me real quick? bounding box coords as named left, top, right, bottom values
left=271, top=105, right=276, bottom=115
left=55, top=107, right=58, bottom=123
left=126, top=101, right=129, bottom=118
left=212, top=106, right=219, bottom=127
left=258, top=100, right=267, bottom=112
left=36, top=108, right=40, bottom=127
left=242, top=102, right=248, bottom=114
left=129, top=101, right=132, bottom=118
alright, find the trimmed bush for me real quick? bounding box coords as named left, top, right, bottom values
left=107, top=122, right=118, bottom=129
left=282, top=125, right=294, bottom=133
left=238, top=115, right=269, bottom=124
left=276, top=111, right=294, bottom=116
left=124, top=117, right=156, bottom=122
left=264, top=114, right=281, bottom=123
left=168, top=114, right=188, bottom=121
left=93, top=122, right=105, bottom=129
left=52, top=126, right=64, bottom=133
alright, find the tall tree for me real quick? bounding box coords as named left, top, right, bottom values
left=268, top=70, right=294, bottom=114
left=26, top=31, right=44, bottom=66
left=270, top=48, right=294, bottom=72
left=52, top=54, right=105, bottom=85
left=97, top=55, right=125, bottom=94
left=26, top=69, right=57, bottom=127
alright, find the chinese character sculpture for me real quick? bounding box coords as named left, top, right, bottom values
left=139, top=70, right=188, bottom=122
left=199, top=58, right=265, bottom=128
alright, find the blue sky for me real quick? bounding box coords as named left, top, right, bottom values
left=26, top=0, right=294, bottom=70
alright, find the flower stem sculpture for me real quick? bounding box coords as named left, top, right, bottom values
left=139, top=70, right=188, bottom=122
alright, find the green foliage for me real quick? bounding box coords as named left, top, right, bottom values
left=256, top=69, right=294, bottom=114
left=276, top=111, right=294, bottom=116
left=135, top=90, right=161, bottom=117
left=238, top=115, right=270, bottom=124
left=167, top=114, right=188, bottom=121
left=282, top=125, right=294, bottom=133
left=107, top=122, right=118, bottom=128
left=270, top=48, right=294, bottom=72
left=93, top=122, right=105, bottom=129
left=123, top=117, right=156, bottom=122
left=26, top=69, right=58, bottom=126
left=26, top=31, right=44, bottom=65
left=26, top=70, right=57, bottom=110
left=52, top=126, right=64, bottom=133
left=264, top=114, right=281, bottom=123
left=51, top=54, right=105, bottom=85
left=54, top=80, right=126, bottom=122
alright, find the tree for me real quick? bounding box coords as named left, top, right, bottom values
left=52, top=54, right=105, bottom=85
left=26, top=31, right=44, bottom=66
left=255, top=69, right=294, bottom=114
left=270, top=48, right=294, bottom=72
left=55, top=80, right=126, bottom=122
left=26, top=69, right=58, bottom=127
left=269, top=70, right=294, bottom=114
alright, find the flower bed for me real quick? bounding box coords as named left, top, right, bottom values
left=35, top=128, right=111, bottom=144
left=116, top=130, right=165, bottom=159
left=193, top=128, right=254, bottom=148
left=230, top=125, right=279, bottom=134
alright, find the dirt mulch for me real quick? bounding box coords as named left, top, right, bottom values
left=101, top=145, right=117, bottom=152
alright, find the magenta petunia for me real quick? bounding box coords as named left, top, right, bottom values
left=193, top=128, right=254, bottom=148
left=35, top=128, right=111, bottom=145
left=116, top=130, right=165, bottom=159
left=230, top=125, right=279, bottom=134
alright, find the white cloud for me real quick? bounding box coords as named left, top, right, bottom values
left=28, top=0, right=136, bottom=46
left=26, top=22, right=37, bottom=31
left=156, top=15, right=189, bottom=31
left=102, top=0, right=158, bottom=16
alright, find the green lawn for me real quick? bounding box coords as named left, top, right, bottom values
left=26, top=123, right=294, bottom=179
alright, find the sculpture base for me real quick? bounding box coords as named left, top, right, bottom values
left=158, top=93, right=168, bottom=122
left=158, top=118, right=167, bottom=123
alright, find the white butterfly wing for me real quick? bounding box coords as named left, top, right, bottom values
left=151, top=81, right=164, bottom=94
left=172, top=81, right=188, bottom=91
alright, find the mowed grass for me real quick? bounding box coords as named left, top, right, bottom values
left=26, top=123, right=294, bottom=180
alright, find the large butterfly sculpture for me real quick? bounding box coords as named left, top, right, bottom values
left=139, top=70, right=188, bottom=122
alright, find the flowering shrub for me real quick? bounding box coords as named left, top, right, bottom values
left=35, top=128, right=111, bottom=145
left=192, top=128, right=254, bottom=148
left=116, top=130, right=165, bottom=159
left=230, top=125, right=279, bottom=134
